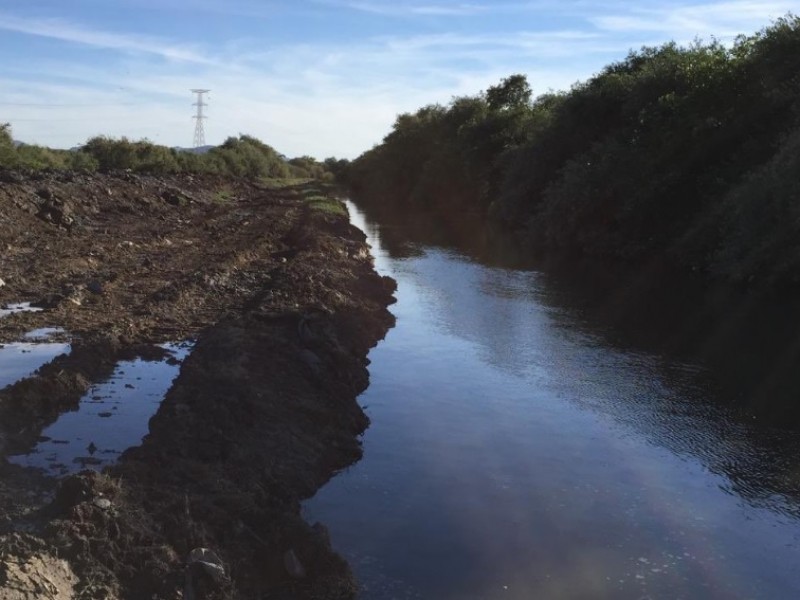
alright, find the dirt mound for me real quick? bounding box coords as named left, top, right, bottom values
left=0, top=171, right=396, bottom=599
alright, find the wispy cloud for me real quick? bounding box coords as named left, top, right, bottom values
left=315, top=0, right=579, bottom=17
left=339, top=1, right=489, bottom=16
left=592, top=1, right=795, bottom=39
left=0, top=12, right=218, bottom=65
left=380, top=30, right=602, bottom=52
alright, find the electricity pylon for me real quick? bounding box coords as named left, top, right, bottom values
left=191, top=89, right=210, bottom=148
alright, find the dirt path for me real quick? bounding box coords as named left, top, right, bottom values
left=0, top=171, right=396, bottom=599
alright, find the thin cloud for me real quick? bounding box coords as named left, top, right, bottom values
left=0, top=13, right=218, bottom=65
left=320, top=0, right=490, bottom=17
left=592, top=1, right=795, bottom=38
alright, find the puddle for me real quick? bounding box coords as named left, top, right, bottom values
left=0, top=342, right=71, bottom=389
left=23, top=327, right=66, bottom=341
left=9, top=342, right=193, bottom=476
left=0, top=302, right=43, bottom=319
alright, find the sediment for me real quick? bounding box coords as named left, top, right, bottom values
left=0, top=170, right=396, bottom=599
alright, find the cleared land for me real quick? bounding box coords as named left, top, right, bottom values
left=0, top=171, right=396, bottom=599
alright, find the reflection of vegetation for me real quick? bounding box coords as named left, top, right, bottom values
left=348, top=17, right=800, bottom=286
left=0, top=126, right=338, bottom=182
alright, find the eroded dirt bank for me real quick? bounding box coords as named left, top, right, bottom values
left=0, top=170, right=396, bottom=599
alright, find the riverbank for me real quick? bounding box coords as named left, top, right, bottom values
left=0, top=171, right=396, bottom=599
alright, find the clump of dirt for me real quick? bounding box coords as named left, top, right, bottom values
left=0, top=533, right=78, bottom=600
left=0, top=170, right=396, bottom=599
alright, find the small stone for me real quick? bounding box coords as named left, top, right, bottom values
left=0, top=277, right=5, bottom=287
left=187, top=548, right=226, bottom=584
left=87, top=280, right=104, bottom=295
left=93, top=497, right=112, bottom=510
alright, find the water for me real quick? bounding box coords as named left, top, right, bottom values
left=0, top=341, right=71, bottom=389
left=304, top=202, right=800, bottom=599
left=10, top=343, right=191, bottom=475
left=0, top=302, right=43, bottom=319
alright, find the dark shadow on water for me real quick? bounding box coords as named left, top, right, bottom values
left=356, top=199, right=800, bottom=429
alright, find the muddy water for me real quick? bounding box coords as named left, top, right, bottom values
left=304, top=202, right=800, bottom=599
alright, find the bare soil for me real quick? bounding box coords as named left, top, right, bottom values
left=0, top=170, right=396, bottom=599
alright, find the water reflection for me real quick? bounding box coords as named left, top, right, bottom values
left=10, top=342, right=191, bottom=475
left=305, top=201, right=800, bottom=599
left=352, top=202, right=800, bottom=514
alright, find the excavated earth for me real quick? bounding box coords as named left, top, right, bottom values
left=0, top=170, right=396, bottom=599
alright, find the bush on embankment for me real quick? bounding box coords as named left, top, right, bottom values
left=347, top=16, right=800, bottom=286
left=0, top=127, right=337, bottom=181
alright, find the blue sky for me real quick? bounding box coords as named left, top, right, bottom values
left=0, top=0, right=796, bottom=158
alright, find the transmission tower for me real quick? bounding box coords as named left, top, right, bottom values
left=191, top=89, right=210, bottom=148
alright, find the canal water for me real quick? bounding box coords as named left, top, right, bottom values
left=304, top=202, right=800, bottom=599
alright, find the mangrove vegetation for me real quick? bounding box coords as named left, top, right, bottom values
left=348, top=16, right=800, bottom=286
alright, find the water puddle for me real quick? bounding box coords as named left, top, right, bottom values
left=0, top=302, right=43, bottom=319
left=23, top=327, right=66, bottom=341
left=0, top=341, right=71, bottom=389
left=9, top=342, right=193, bottom=476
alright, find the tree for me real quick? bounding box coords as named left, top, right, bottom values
left=486, top=74, right=532, bottom=111
left=0, top=123, right=17, bottom=166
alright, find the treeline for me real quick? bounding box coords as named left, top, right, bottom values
left=348, top=16, right=800, bottom=286
left=0, top=127, right=338, bottom=181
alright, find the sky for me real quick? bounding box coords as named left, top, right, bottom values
left=0, top=1, right=797, bottom=159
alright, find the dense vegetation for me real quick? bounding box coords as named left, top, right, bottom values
left=0, top=125, right=336, bottom=181
left=348, top=16, right=800, bottom=286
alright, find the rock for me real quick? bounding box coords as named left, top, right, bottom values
left=35, top=187, right=53, bottom=201
left=93, top=497, right=112, bottom=510
left=283, top=548, right=306, bottom=579
left=0, top=170, right=22, bottom=184
left=162, top=189, right=189, bottom=206
left=187, top=548, right=226, bottom=584
left=0, top=552, right=77, bottom=600
left=32, top=293, right=65, bottom=309
left=0, top=277, right=5, bottom=287
left=86, top=280, right=104, bottom=295
left=35, top=192, right=76, bottom=230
